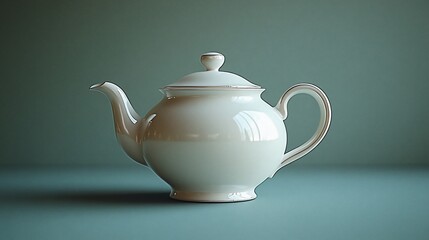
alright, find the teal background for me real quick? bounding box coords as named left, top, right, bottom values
left=1, top=0, right=428, bottom=166
left=1, top=1, right=429, bottom=240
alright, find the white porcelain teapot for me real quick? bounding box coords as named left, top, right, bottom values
left=90, top=52, right=331, bottom=202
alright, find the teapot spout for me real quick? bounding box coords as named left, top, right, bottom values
left=90, top=82, right=148, bottom=166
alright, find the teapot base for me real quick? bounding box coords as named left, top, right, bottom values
left=170, top=189, right=256, bottom=202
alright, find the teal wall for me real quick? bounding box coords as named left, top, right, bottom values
left=1, top=0, right=428, bottom=166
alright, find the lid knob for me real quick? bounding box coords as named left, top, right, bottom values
left=201, top=52, right=225, bottom=71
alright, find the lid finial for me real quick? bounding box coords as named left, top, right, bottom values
left=201, top=52, right=225, bottom=71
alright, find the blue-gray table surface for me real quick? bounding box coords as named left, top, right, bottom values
left=1, top=165, right=428, bottom=240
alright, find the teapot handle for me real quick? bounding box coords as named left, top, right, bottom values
left=271, top=83, right=332, bottom=177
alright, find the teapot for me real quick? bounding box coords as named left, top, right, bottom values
left=90, top=52, right=331, bottom=202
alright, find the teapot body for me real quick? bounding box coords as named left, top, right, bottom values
left=142, top=88, right=286, bottom=202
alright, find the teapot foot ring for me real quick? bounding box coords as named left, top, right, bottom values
left=170, top=189, right=256, bottom=202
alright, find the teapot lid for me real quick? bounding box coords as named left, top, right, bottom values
left=163, top=52, right=261, bottom=89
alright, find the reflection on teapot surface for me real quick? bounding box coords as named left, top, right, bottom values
left=90, top=52, right=331, bottom=202
left=141, top=89, right=283, bottom=143
left=233, top=111, right=279, bottom=141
